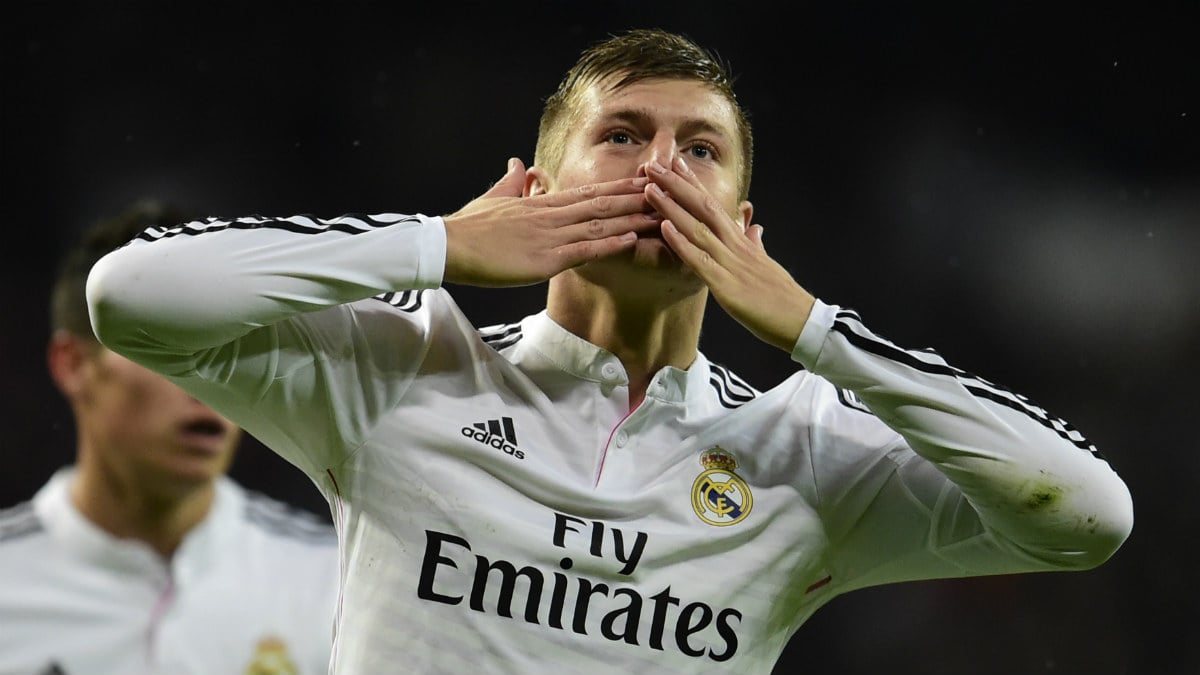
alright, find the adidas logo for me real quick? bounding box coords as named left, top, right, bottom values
left=462, top=417, right=525, bottom=460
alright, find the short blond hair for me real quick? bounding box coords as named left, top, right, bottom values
left=534, top=29, right=753, bottom=201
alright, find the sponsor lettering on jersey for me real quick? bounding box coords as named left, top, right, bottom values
left=691, top=448, right=753, bottom=527
left=417, top=512, right=743, bottom=662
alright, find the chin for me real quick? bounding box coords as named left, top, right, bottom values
left=579, top=247, right=702, bottom=299
left=163, top=462, right=224, bottom=485
left=159, top=450, right=234, bottom=485
left=631, top=238, right=694, bottom=273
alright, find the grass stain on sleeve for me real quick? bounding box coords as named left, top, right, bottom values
left=1023, top=483, right=1065, bottom=511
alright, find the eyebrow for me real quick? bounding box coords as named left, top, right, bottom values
left=600, top=108, right=734, bottom=146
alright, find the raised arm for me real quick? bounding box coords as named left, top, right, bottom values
left=644, top=156, right=1133, bottom=584
left=794, top=302, right=1132, bottom=588
left=86, top=160, right=658, bottom=474
left=87, top=160, right=657, bottom=365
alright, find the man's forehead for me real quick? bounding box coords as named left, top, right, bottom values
left=575, top=77, right=739, bottom=137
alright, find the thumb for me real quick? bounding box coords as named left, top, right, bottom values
left=481, top=157, right=526, bottom=198
left=747, top=224, right=766, bottom=250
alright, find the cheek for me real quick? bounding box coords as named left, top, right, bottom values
left=556, top=137, right=646, bottom=186
left=555, top=154, right=603, bottom=187
left=92, top=361, right=185, bottom=417
left=693, top=166, right=742, bottom=214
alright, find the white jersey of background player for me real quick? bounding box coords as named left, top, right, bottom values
left=0, top=472, right=337, bottom=675
left=86, top=28, right=1132, bottom=675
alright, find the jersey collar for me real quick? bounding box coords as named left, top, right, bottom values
left=33, top=467, right=241, bottom=583
left=516, top=310, right=708, bottom=406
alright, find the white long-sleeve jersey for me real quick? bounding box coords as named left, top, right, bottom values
left=86, top=212, right=1132, bottom=674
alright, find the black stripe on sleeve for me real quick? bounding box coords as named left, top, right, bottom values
left=372, top=290, right=425, bottom=313
left=133, top=213, right=421, bottom=244
left=831, top=315, right=1102, bottom=457
left=963, top=385, right=1096, bottom=452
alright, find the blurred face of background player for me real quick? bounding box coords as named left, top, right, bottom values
left=46, top=199, right=242, bottom=543
left=48, top=334, right=240, bottom=502
left=529, top=30, right=755, bottom=292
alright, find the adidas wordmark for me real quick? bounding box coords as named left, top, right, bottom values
left=461, top=417, right=525, bottom=460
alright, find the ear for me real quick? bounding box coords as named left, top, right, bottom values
left=47, top=331, right=92, bottom=400
left=526, top=165, right=551, bottom=198
left=738, top=200, right=754, bottom=231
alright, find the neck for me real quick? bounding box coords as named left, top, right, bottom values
left=70, top=454, right=215, bottom=559
left=547, top=269, right=707, bottom=408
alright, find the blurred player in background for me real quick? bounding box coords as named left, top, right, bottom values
left=86, top=30, right=1132, bottom=674
left=0, top=200, right=339, bottom=675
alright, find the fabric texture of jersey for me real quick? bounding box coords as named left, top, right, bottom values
left=0, top=468, right=339, bottom=675
left=85, top=212, right=1133, bottom=674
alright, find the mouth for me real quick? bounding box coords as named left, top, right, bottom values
left=182, top=418, right=226, bottom=437
left=178, top=417, right=232, bottom=453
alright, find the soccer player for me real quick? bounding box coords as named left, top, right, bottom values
left=0, top=200, right=339, bottom=675
left=85, top=30, right=1133, bottom=674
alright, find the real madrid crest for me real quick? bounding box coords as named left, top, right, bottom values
left=691, top=447, right=753, bottom=526
left=242, top=636, right=298, bottom=675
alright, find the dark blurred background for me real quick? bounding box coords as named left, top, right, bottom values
left=3, top=2, right=1196, bottom=673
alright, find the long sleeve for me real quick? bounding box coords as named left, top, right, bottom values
left=790, top=300, right=1133, bottom=591
left=86, top=212, right=448, bottom=475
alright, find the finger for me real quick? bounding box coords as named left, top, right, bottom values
left=547, top=191, right=654, bottom=229
left=557, top=211, right=663, bottom=244
left=670, top=156, right=739, bottom=238
left=659, top=219, right=726, bottom=283
left=531, top=176, right=650, bottom=208
left=644, top=181, right=718, bottom=253
left=554, top=232, right=638, bottom=269
left=747, top=224, right=766, bottom=251
left=669, top=155, right=707, bottom=192
left=480, top=157, right=526, bottom=199
left=647, top=159, right=743, bottom=242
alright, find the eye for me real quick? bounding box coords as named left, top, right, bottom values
left=605, top=130, right=634, bottom=145
left=687, top=141, right=718, bottom=161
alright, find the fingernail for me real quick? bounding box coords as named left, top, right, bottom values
left=647, top=182, right=666, bottom=196
left=632, top=176, right=649, bottom=187
left=674, top=156, right=690, bottom=174
left=649, top=161, right=668, bottom=174
left=507, top=157, right=519, bottom=172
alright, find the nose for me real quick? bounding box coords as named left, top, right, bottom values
left=638, top=131, right=678, bottom=177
